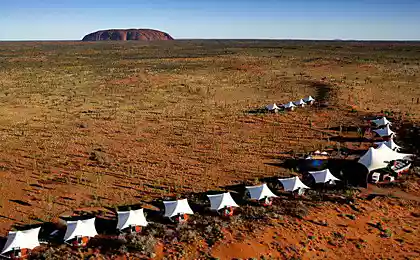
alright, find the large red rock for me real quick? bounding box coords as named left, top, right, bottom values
left=82, top=29, right=174, bottom=41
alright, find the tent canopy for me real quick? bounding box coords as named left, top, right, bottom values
left=163, top=199, right=194, bottom=218
left=117, top=209, right=148, bottom=230
left=375, top=139, right=402, bottom=151
left=294, top=99, right=306, bottom=106
left=207, top=192, right=239, bottom=211
left=373, top=125, right=395, bottom=137
left=284, top=102, right=296, bottom=108
left=371, top=117, right=391, bottom=126
left=266, top=103, right=279, bottom=110
left=278, top=177, right=310, bottom=192
left=246, top=184, right=278, bottom=200
left=64, top=218, right=98, bottom=242
left=358, top=145, right=413, bottom=172
left=308, top=169, right=340, bottom=183
left=1, top=227, right=41, bottom=254
left=303, top=96, right=315, bottom=102
left=376, top=143, right=413, bottom=161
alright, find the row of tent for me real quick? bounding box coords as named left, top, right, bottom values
left=358, top=116, right=413, bottom=172
left=1, top=169, right=340, bottom=258
left=266, top=96, right=315, bottom=112
left=2, top=116, right=413, bottom=258
left=369, top=116, right=395, bottom=137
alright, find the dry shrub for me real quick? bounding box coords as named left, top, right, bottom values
left=124, top=233, right=157, bottom=257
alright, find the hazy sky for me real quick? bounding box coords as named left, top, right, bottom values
left=0, top=0, right=419, bottom=40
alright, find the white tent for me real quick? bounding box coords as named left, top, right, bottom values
left=1, top=227, right=41, bottom=255
left=64, top=218, right=98, bottom=242
left=207, top=192, right=239, bottom=211
left=358, top=145, right=413, bottom=172
left=163, top=199, right=194, bottom=218
left=308, top=169, right=340, bottom=184
left=117, top=209, right=148, bottom=231
left=283, top=102, right=296, bottom=109
left=303, top=96, right=315, bottom=103
left=266, top=103, right=280, bottom=111
left=278, top=177, right=310, bottom=192
left=375, top=139, right=402, bottom=151
left=376, top=143, right=413, bottom=161
left=373, top=125, right=395, bottom=137
left=314, top=150, right=321, bottom=155
left=320, top=151, right=329, bottom=155
left=293, top=99, right=306, bottom=107
left=371, top=117, right=392, bottom=127
left=246, top=184, right=278, bottom=200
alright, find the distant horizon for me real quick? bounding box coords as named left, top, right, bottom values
left=1, top=1, right=419, bottom=41
left=1, top=37, right=420, bottom=43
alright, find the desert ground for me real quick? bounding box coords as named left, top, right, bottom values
left=0, top=40, right=419, bottom=259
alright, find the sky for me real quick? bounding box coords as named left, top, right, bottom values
left=0, top=0, right=419, bottom=40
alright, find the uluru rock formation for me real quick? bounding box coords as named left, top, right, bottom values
left=82, top=29, right=174, bottom=41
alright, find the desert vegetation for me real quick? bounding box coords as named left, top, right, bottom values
left=0, top=40, right=419, bottom=259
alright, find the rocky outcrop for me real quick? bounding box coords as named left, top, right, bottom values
left=82, top=29, right=174, bottom=41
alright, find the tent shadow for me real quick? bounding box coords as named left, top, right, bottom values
left=328, top=136, right=372, bottom=143
left=246, top=108, right=268, bottom=115
left=271, top=157, right=368, bottom=188
left=95, top=216, right=117, bottom=236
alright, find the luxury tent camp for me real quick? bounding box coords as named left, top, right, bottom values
left=265, top=103, right=280, bottom=112
left=375, top=139, right=402, bottom=151
left=163, top=199, right=194, bottom=223
left=293, top=99, right=306, bottom=107
left=373, top=125, right=395, bottom=138
left=64, top=218, right=98, bottom=247
left=1, top=227, right=41, bottom=259
left=358, top=145, right=413, bottom=172
left=371, top=117, right=392, bottom=127
left=278, top=176, right=310, bottom=196
left=303, top=96, right=315, bottom=105
left=246, top=184, right=278, bottom=206
left=207, top=192, right=239, bottom=216
left=308, top=169, right=341, bottom=184
left=117, top=209, right=148, bottom=233
left=283, top=102, right=296, bottom=111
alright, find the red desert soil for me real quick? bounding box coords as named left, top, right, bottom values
left=211, top=196, right=420, bottom=260
left=0, top=41, right=419, bottom=259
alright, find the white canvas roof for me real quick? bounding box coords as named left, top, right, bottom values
left=207, top=192, right=239, bottom=211
left=245, top=184, right=278, bottom=200
left=266, top=103, right=280, bottom=110
left=314, top=150, right=321, bottom=154
left=373, top=125, right=395, bottom=137
left=303, top=96, right=315, bottom=102
left=308, top=169, right=340, bottom=183
left=283, top=102, right=296, bottom=108
left=376, top=143, right=413, bottom=161
left=163, top=199, right=194, bottom=218
left=1, top=227, right=40, bottom=254
left=117, top=209, right=148, bottom=230
left=358, top=145, right=413, bottom=172
left=375, top=139, right=402, bottom=151
left=321, top=151, right=329, bottom=155
left=293, top=99, right=306, bottom=106
left=371, top=117, right=392, bottom=126
left=64, top=218, right=98, bottom=242
left=278, top=177, right=310, bottom=192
